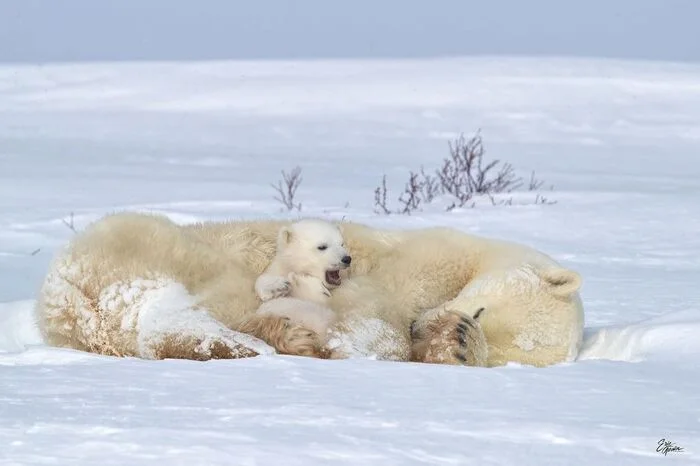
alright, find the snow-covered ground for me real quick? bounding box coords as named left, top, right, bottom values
left=0, top=56, right=698, bottom=465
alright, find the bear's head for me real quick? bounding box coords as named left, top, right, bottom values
left=447, top=265, right=584, bottom=367
left=277, top=219, right=352, bottom=289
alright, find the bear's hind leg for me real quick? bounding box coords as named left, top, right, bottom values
left=410, top=308, right=488, bottom=366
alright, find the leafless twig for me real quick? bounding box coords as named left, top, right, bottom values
left=62, top=212, right=77, bottom=233
left=373, top=175, right=392, bottom=215
left=272, top=166, right=303, bottom=211
left=528, top=171, right=545, bottom=191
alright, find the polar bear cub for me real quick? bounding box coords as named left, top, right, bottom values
left=256, top=272, right=337, bottom=340
left=254, top=219, right=351, bottom=343
left=254, top=218, right=352, bottom=302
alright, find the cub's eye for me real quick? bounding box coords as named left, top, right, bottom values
left=317, top=244, right=328, bottom=251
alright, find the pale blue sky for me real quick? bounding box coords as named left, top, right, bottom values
left=0, top=0, right=697, bottom=63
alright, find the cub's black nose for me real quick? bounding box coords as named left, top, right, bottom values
left=342, top=255, right=352, bottom=265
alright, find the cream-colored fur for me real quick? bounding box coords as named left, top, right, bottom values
left=255, top=218, right=351, bottom=302
left=34, top=211, right=584, bottom=367
left=256, top=272, right=337, bottom=343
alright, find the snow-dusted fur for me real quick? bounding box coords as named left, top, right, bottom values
left=256, top=272, right=337, bottom=344
left=34, top=212, right=584, bottom=367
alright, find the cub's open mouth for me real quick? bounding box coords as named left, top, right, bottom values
left=325, top=270, right=342, bottom=287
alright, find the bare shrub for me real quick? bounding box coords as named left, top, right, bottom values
left=418, top=166, right=441, bottom=203
left=397, top=171, right=424, bottom=215
left=373, top=175, right=392, bottom=215
left=373, top=131, right=555, bottom=215
left=437, top=132, right=522, bottom=208
left=272, top=166, right=303, bottom=211
left=375, top=168, right=442, bottom=215
left=528, top=171, right=557, bottom=205
left=527, top=170, right=544, bottom=191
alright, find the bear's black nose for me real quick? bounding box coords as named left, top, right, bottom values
left=342, top=255, right=352, bottom=265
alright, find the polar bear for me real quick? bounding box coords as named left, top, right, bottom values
left=256, top=272, right=337, bottom=344
left=34, top=213, right=327, bottom=361
left=254, top=218, right=352, bottom=302
left=322, top=223, right=581, bottom=367
left=34, top=211, right=584, bottom=368
left=252, top=219, right=347, bottom=346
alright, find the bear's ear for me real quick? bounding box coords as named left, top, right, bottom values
left=539, top=268, right=582, bottom=298
left=286, top=272, right=298, bottom=285
left=278, top=226, right=293, bottom=245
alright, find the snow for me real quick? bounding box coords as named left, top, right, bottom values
left=0, top=56, right=699, bottom=464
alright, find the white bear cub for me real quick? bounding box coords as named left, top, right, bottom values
left=256, top=272, right=337, bottom=340
left=255, top=218, right=352, bottom=301
left=254, top=219, right=351, bottom=342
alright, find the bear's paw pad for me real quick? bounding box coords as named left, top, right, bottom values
left=278, top=319, right=330, bottom=358
left=411, top=310, right=488, bottom=366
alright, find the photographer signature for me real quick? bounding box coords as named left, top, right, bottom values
left=657, top=438, right=684, bottom=456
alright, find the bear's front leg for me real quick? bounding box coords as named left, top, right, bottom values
left=138, top=303, right=276, bottom=361
left=410, top=307, right=488, bottom=366
left=254, top=273, right=292, bottom=302
left=143, top=328, right=267, bottom=361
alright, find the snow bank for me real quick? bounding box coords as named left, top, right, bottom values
left=0, top=300, right=43, bottom=353
left=578, top=309, right=700, bottom=363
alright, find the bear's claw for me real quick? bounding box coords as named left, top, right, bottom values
left=410, top=309, right=488, bottom=367
left=457, top=333, right=467, bottom=346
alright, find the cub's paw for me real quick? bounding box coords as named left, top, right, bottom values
left=410, top=308, right=487, bottom=366
left=255, top=274, right=291, bottom=302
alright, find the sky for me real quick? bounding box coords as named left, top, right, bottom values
left=0, top=0, right=698, bottom=63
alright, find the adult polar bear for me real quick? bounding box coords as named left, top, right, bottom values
left=35, top=211, right=585, bottom=367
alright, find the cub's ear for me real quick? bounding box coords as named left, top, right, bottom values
left=278, top=226, right=293, bottom=245
left=539, top=268, right=582, bottom=298
left=286, top=272, right=299, bottom=285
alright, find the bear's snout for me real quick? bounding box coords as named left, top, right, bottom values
left=341, top=255, right=352, bottom=265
